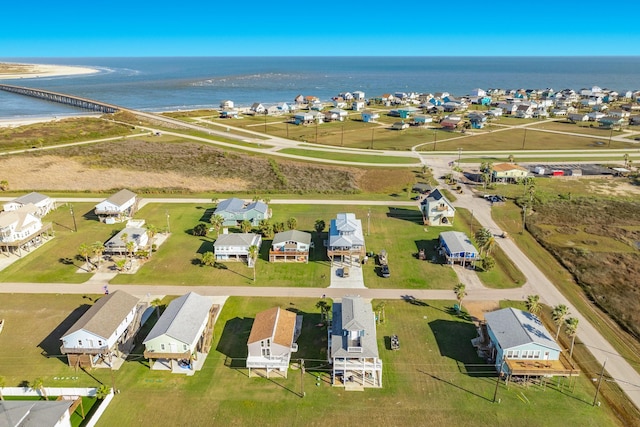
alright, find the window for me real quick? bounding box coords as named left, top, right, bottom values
left=98, top=340, right=103, bottom=346
left=262, top=348, right=270, bottom=358
left=78, top=340, right=82, bottom=346
left=533, top=350, right=540, bottom=359
left=183, top=344, right=187, bottom=350
left=161, top=344, right=165, bottom=350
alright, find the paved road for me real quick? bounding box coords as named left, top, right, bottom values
left=424, top=156, right=640, bottom=410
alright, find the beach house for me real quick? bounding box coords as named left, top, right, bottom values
left=3, top=192, right=55, bottom=217
left=60, top=290, right=142, bottom=368
left=103, top=220, right=149, bottom=255
left=143, top=292, right=218, bottom=374
left=438, top=231, right=478, bottom=266
left=327, top=213, right=365, bottom=265
left=0, top=204, right=53, bottom=256
left=421, top=189, right=455, bottom=225
left=269, top=230, right=312, bottom=263
left=213, top=232, right=262, bottom=265
left=246, top=307, right=301, bottom=378
left=94, top=189, right=138, bottom=224
left=329, top=296, right=383, bottom=388
left=214, top=198, right=271, bottom=227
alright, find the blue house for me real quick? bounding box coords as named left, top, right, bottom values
left=361, top=110, right=380, bottom=123
left=438, top=231, right=477, bottom=266
left=483, top=308, right=564, bottom=375
left=214, top=198, right=271, bottom=227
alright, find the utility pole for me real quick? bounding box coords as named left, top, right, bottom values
left=300, top=359, right=305, bottom=398
left=370, top=128, right=375, bottom=149
left=522, top=127, right=527, bottom=150
left=433, top=129, right=437, bottom=151
left=521, top=204, right=527, bottom=234
left=69, top=204, right=77, bottom=233
left=166, top=210, right=171, bottom=234
left=367, top=209, right=371, bottom=236
left=457, top=147, right=463, bottom=166
left=608, top=126, right=614, bottom=148
left=593, top=357, right=607, bottom=406
left=341, top=125, right=344, bottom=146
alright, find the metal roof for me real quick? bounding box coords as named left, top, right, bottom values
left=484, top=308, right=561, bottom=351
left=439, top=231, right=477, bottom=255
left=272, top=230, right=311, bottom=246
left=331, top=296, right=379, bottom=359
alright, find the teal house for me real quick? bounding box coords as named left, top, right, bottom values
left=214, top=198, right=271, bottom=227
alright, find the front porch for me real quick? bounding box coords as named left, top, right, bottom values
left=0, top=222, right=54, bottom=256
left=269, top=249, right=309, bottom=263
left=331, top=358, right=383, bottom=388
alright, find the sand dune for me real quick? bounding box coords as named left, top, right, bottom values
left=0, top=62, right=99, bottom=80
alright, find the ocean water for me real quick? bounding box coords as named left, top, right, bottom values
left=1, top=56, right=639, bottom=119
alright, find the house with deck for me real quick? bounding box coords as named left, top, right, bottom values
left=60, top=290, right=142, bottom=368
left=327, top=213, right=365, bottom=265
left=269, top=230, right=312, bottom=263
left=214, top=198, right=271, bottom=227
left=143, top=292, right=218, bottom=374
left=3, top=192, right=55, bottom=217
left=329, top=296, right=382, bottom=388
left=492, top=163, right=529, bottom=182
left=103, top=220, right=149, bottom=255
left=0, top=400, right=74, bottom=427
left=476, top=307, right=578, bottom=379
left=438, top=231, right=478, bottom=266
left=94, top=189, right=138, bottom=224
left=213, top=232, right=262, bottom=265
left=421, top=189, right=455, bottom=225
left=361, top=110, right=380, bottom=123
left=0, top=204, right=53, bottom=256
left=246, top=307, right=302, bottom=378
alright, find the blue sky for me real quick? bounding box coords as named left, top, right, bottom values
left=2, top=1, right=640, bottom=57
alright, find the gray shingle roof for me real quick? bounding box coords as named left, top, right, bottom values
left=11, top=192, right=49, bottom=206
left=439, top=231, right=477, bottom=255
left=0, top=401, right=73, bottom=427
left=484, top=308, right=561, bottom=351
left=272, top=230, right=311, bottom=246
left=143, top=292, right=213, bottom=346
left=331, top=296, right=379, bottom=358
left=63, top=290, right=140, bottom=340
left=214, top=233, right=260, bottom=247
left=105, top=189, right=136, bottom=207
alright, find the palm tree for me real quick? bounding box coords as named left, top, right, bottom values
left=126, top=241, right=135, bottom=261
left=31, top=377, right=47, bottom=400
left=146, top=224, right=158, bottom=241
left=0, top=375, right=5, bottom=401
left=258, top=219, right=274, bottom=238
left=274, top=222, right=285, bottom=233
left=211, top=197, right=219, bottom=205
left=240, top=220, right=253, bottom=233
left=286, top=217, right=297, bottom=230
left=209, top=214, right=224, bottom=235
left=96, top=384, right=111, bottom=400
left=474, top=228, right=491, bottom=256
left=120, top=233, right=129, bottom=256
left=483, top=235, right=496, bottom=256
left=526, top=294, right=541, bottom=315
left=316, top=300, right=330, bottom=322
left=0, top=180, right=8, bottom=191
left=78, top=243, right=91, bottom=270
left=453, top=283, right=467, bottom=312
left=151, top=298, right=163, bottom=319
left=248, top=245, right=258, bottom=281
left=314, top=219, right=326, bottom=233
left=374, top=301, right=386, bottom=323
left=91, top=241, right=105, bottom=269
left=201, top=251, right=216, bottom=267
left=552, top=304, right=570, bottom=339
left=565, top=317, right=579, bottom=359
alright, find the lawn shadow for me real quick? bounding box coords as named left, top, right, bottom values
left=81, top=208, right=99, bottom=222
left=198, top=207, right=216, bottom=223
left=38, top=304, right=91, bottom=363
left=413, top=239, right=442, bottom=263
left=417, top=369, right=492, bottom=402
left=429, top=318, right=493, bottom=378
left=386, top=207, right=423, bottom=224
left=196, top=239, right=214, bottom=255
left=216, top=317, right=252, bottom=368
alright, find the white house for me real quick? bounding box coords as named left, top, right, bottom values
left=220, top=100, right=234, bottom=109
left=0, top=400, right=74, bottom=427
left=269, top=230, right=312, bottom=263
left=246, top=307, right=301, bottom=378
left=329, top=296, right=382, bottom=388
left=3, top=192, right=55, bottom=217
left=60, top=290, right=141, bottom=368
left=327, top=213, right=365, bottom=264
left=0, top=204, right=52, bottom=256
left=438, top=231, right=478, bottom=266
left=352, top=91, right=365, bottom=100
left=143, top=292, right=217, bottom=374
left=104, top=220, right=149, bottom=255
left=250, top=103, right=266, bottom=114
left=213, top=232, right=262, bottom=265
left=94, top=189, right=138, bottom=224
left=421, top=189, right=455, bottom=225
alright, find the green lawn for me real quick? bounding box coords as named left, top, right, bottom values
left=0, top=294, right=623, bottom=426
left=278, top=148, right=419, bottom=164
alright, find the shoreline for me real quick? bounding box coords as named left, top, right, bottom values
left=0, top=113, right=102, bottom=128
left=0, top=61, right=99, bottom=80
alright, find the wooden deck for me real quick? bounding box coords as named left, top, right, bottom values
left=505, top=353, right=579, bottom=377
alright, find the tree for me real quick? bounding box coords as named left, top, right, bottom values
left=565, top=317, right=580, bottom=359
left=258, top=219, right=274, bottom=238
left=146, top=224, right=159, bottom=240
left=114, top=259, right=126, bottom=271
left=126, top=241, right=135, bottom=260
left=78, top=243, right=91, bottom=270
left=201, top=251, right=216, bottom=267
left=192, top=223, right=209, bottom=236
left=526, top=294, right=541, bottom=315
left=248, top=245, right=258, bottom=281
left=96, top=384, right=111, bottom=400
left=91, top=241, right=105, bottom=269
left=0, top=180, right=8, bottom=191
left=286, top=217, right=297, bottom=230
left=474, top=228, right=492, bottom=256
left=508, top=154, right=515, bottom=163
left=453, top=283, right=467, bottom=312
left=31, top=377, right=47, bottom=400
left=151, top=298, right=163, bottom=319
left=240, top=220, right=253, bottom=233
left=211, top=197, right=219, bottom=205
left=0, top=375, right=5, bottom=400
left=316, top=300, right=330, bottom=322
left=552, top=304, right=570, bottom=339
left=483, top=235, right=496, bottom=256
left=374, top=301, right=386, bottom=323
left=314, top=219, right=326, bottom=233
left=209, top=214, right=224, bottom=236
left=624, top=153, right=630, bottom=168
left=274, top=222, right=285, bottom=233
left=481, top=255, right=496, bottom=272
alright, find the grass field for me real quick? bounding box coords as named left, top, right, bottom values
left=0, top=295, right=623, bottom=427
left=1, top=201, right=519, bottom=290
left=278, top=148, right=419, bottom=164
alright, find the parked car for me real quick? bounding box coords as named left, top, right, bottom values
left=342, top=267, right=350, bottom=278
left=381, top=264, right=390, bottom=278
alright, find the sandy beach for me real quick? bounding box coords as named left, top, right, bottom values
left=0, top=61, right=99, bottom=80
